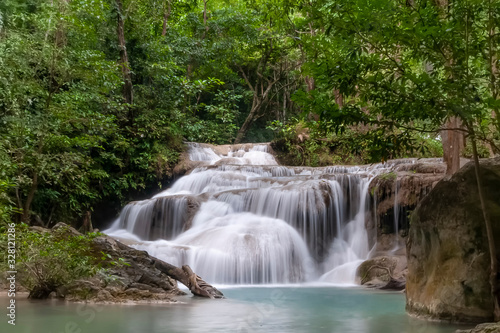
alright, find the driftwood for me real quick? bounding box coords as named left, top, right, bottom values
left=153, top=259, right=224, bottom=299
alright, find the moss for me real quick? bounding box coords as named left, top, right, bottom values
left=378, top=171, right=397, bottom=181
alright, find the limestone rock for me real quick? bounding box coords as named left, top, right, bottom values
left=369, top=161, right=445, bottom=237
left=406, top=157, right=500, bottom=323
left=455, top=322, right=500, bottom=333
left=356, top=255, right=407, bottom=290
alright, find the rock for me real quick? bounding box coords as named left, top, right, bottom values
left=128, top=282, right=164, bottom=294
left=28, top=226, right=50, bottom=234
left=125, top=288, right=152, bottom=298
left=26, top=225, right=189, bottom=303
left=369, top=161, right=445, bottom=238
left=63, top=278, right=104, bottom=301
left=455, top=322, right=500, bottom=333
left=52, top=222, right=81, bottom=236
left=380, top=278, right=406, bottom=291
left=406, top=157, right=500, bottom=323
left=356, top=255, right=407, bottom=290
left=95, top=289, right=115, bottom=302
left=370, top=234, right=407, bottom=256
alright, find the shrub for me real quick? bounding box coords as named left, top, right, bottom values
left=0, top=223, right=101, bottom=298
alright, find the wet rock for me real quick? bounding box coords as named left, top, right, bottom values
left=406, top=157, right=500, bottom=323
left=455, top=322, right=500, bottom=333
left=369, top=161, right=446, bottom=238
left=118, top=195, right=202, bottom=241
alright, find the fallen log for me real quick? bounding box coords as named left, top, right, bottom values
left=153, top=259, right=224, bottom=299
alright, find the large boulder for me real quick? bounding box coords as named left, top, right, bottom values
left=406, top=157, right=500, bottom=323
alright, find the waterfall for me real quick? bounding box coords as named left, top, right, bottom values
left=105, top=142, right=390, bottom=285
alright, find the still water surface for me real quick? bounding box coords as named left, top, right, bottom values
left=2, top=287, right=471, bottom=333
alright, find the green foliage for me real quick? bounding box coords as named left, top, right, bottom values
left=378, top=172, right=397, bottom=181
left=2, top=0, right=497, bottom=228
left=0, top=180, right=17, bottom=224
left=0, top=223, right=101, bottom=296
left=0, top=0, right=301, bottom=225
left=292, top=0, right=500, bottom=159
left=269, top=118, right=443, bottom=166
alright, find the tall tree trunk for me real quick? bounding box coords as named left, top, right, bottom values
left=434, top=0, right=464, bottom=175
left=201, top=0, right=209, bottom=40
left=161, top=0, right=171, bottom=36
left=441, top=117, right=464, bottom=175
left=116, top=0, right=133, bottom=105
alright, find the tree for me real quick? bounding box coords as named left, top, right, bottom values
left=115, top=0, right=133, bottom=105
left=293, top=0, right=500, bottom=318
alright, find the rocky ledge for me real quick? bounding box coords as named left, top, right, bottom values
left=30, top=224, right=223, bottom=303
left=60, top=231, right=183, bottom=303
left=357, top=159, right=447, bottom=291
left=368, top=159, right=446, bottom=241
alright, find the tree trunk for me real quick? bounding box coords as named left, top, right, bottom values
left=81, top=211, right=93, bottom=233
left=441, top=117, right=464, bottom=175
left=29, top=284, right=56, bottom=299
left=21, top=173, right=38, bottom=223
left=201, top=0, right=209, bottom=39
left=433, top=0, right=464, bottom=175
left=470, top=131, right=500, bottom=321
left=334, top=89, right=343, bottom=108
left=234, top=102, right=260, bottom=144
left=116, top=0, right=133, bottom=104
left=487, top=0, right=499, bottom=156
left=153, top=259, right=223, bottom=299
left=161, top=0, right=171, bottom=36
left=305, top=76, right=315, bottom=92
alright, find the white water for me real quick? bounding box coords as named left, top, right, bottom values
left=105, top=143, right=401, bottom=285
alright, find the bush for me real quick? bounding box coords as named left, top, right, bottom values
left=0, top=223, right=101, bottom=298
left=268, top=119, right=444, bottom=166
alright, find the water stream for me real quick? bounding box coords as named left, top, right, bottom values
left=106, top=143, right=404, bottom=285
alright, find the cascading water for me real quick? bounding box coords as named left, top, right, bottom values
left=105, top=143, right=392, bottom=285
